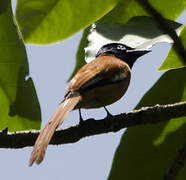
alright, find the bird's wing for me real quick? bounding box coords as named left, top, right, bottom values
left=65, top=56, right=128, bottom=96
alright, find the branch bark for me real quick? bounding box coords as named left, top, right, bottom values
left=137, top=0, right=186, bottom=64
left=0, top=101, right=186, bottom=149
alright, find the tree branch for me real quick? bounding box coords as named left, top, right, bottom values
left=137, top=0, right=186, bottom=64
left=0, top=101, right=186, bottom=149
left=164, top=140, right=186, bottom=180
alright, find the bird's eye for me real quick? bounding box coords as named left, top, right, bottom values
left=117, top=45, right=126, bottom=50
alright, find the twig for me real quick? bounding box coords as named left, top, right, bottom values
left=138, top=0, right=186, bottom=63
left=164, top=140, right=186, bottom=180
left=0, top=101, right=186, bottom=148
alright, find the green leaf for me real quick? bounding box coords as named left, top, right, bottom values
left=0, top=1, right=41, bottom=131
left=159, top=26, right=186, bottom=71
left=15, top=0, right=119, bottom=44
left=69, top=17, right=182, bottom=79
left=68, top=27, right=90, bottom=81
left=69, top=17, right=182, bottom=80
left=69, top=0, right=185, bottom=80
left=85, top=17, right=182, bottom=63
left=101, top=0, right=185, bottom=24
left=109, top=68, right=186, bottom=180
left=0, top=0, right=9, bottom=14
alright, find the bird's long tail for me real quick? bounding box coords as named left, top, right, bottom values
left=29, top=95, right=82, bottom=166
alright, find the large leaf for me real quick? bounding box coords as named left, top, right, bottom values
left=0, top=0, right=9, bottom=14
left=85, top=17, right=182, bottom=63
left=101, top=0, right=185, bottom=24
left=109, top=68, right=186, bottom=180
left=15, top=0, right=119, bottom=44
left=159, top=26, right=186, bottom=70
left=69, top=0, right=185, bottom=79
left=0, top=0, right=41, bottom=131
left=68, top=27, right=90, bottom=81
left=69, top=17, right=182, bottom=80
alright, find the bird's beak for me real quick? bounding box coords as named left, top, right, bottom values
left=126, top=49, right=151, bottom=58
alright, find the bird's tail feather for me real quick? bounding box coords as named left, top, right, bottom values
left=29, top=95, right=82, bottom=166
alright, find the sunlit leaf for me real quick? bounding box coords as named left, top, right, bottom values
left=85, top=17, right=182, bottom=63
left=69, top=16, right=183, bottom=80
left=16, top=0, right=119, bottom=44
left=101, top=0, right=185, bottom=24
left=159, top=26, right=186, bottom=70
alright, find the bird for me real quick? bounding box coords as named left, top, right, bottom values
left=29, top=43, right=151, bottom=166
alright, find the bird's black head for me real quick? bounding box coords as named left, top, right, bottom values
left=96, top=43, right=151, bottom=68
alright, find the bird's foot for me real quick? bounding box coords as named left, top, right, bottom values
left=104, top=107, right=113, bottom=118
left=78, top=108, right=85, bottom=125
